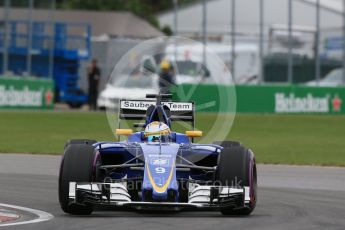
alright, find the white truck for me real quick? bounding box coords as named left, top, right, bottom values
left=97, top=42, right=257, bottom=109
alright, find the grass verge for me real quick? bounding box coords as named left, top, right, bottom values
left=0, top=111, right=344, bottom=166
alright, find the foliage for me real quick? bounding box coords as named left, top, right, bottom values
left=1, top=0, right=197, bottom=34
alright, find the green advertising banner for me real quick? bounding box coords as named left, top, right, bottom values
left=174, top=84, right=345, bottom=114
left=0, top=76, right=54, bottom=109
left=236, top=85, right=344, bottom=114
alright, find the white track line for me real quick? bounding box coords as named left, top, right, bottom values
left=0, top=203, right=53, bottom=227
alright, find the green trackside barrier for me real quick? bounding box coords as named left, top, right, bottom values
left=172, top=84, right=237, bottom=113
left=0, top=76, right=54, bottom=110
left=173, top=84, right=345, bottom=114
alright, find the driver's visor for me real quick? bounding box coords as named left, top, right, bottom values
left=147, top=135, right=161, bottom=142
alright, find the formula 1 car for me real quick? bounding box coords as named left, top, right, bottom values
left=58, top=94, right=257, bottom=215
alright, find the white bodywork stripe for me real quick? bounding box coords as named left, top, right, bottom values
left=70, top=182, right=131, bottom=202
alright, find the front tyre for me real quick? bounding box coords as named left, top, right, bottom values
left=58, top=142, right=97, bottom=215
left=217, top=146, right=257, bottom=215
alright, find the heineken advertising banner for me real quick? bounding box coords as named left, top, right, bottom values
left=174, top=84, right=344, bottom=114
left=0, top=77, right=54, bottom=109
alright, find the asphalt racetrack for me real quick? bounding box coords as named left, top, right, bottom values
left=0, top=154, right=344, bottom=230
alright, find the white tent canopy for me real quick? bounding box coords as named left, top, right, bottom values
left=300, top=0, right=343, bottom=14
left=157, top=0, right=344, bottom=36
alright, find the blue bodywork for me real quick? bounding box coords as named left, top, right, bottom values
left=93, top=139, right=222, bottom=202
left=92, top=96, right=222, bottom=202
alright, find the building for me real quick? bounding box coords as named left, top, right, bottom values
left=0, top=8, right=163, bottom=39
left=158, top=0, right=343, bottom=38
left=158, top=0, right=345, bottom=82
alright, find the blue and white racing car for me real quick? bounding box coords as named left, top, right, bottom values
left=58, top=94, right=257, bottom=215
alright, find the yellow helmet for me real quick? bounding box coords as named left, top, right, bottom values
left=144, top=121, right=171, bottom=142
left=160, top=60, right=170, bottom=70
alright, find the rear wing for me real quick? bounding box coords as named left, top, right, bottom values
left=119, top=99, right=195, bottom=121
left=118, top=96, right=195, bottom=130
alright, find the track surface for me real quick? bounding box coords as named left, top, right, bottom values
left=0, top=154, right=344, bottom=230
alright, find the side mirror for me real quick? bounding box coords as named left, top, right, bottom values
left=185, top=130, right=203, bottom=138
left=141, top=57, right=157, bottom=74
left=116, top=129, right=133, bottom=136
left=200, top=65, right=210, bottom=78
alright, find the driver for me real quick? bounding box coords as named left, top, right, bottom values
left=144, top=121, right=171, bottom=142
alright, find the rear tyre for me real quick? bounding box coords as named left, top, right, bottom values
left=67, top=102, right=83, bottom=109
left=59, top=141, right=97, bottom=215
left=65, top=139, right=96, bottom=148
left=213, top=140, right=241, bottom=147
left=217, top=146, right=257, bottom=216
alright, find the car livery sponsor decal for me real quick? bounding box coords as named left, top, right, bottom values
left=151, top=158, right=169, bottom=166
left=121, top=100, right=193, bottom=111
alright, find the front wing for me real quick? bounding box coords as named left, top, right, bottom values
left=69, top=182, right=251, bottom=210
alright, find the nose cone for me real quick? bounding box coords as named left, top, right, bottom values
left=140, top=143, right=179, bottom=201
